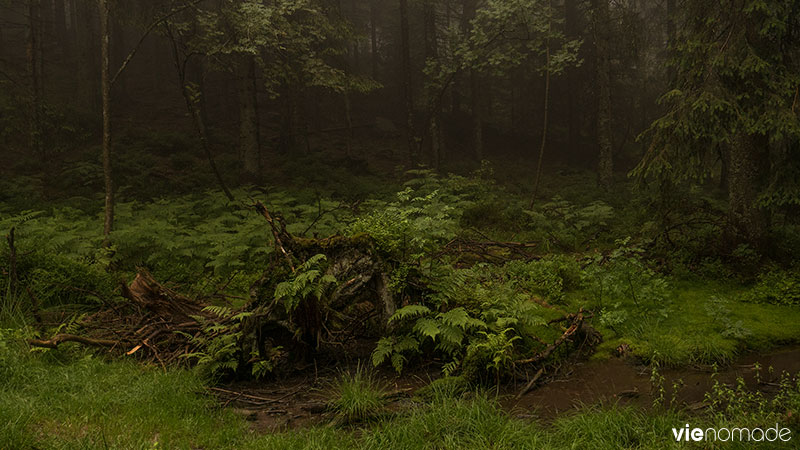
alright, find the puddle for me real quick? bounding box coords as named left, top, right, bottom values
left=505, top=346, right=800, bottom=420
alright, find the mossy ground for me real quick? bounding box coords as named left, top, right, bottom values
left=576, top=281, right=800, bottom=367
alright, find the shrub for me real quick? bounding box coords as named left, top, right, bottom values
left=582, top=238, right=671, bottom=335
left=744, top=268, right=800, bottom=306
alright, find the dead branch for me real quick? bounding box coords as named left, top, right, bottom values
left=515, top=309, right=586, bottom=366
left=29, top=334, right=119, bottom=349
left=517, top=367, right=545, bottom=398
left=254, top=201, right=295, bottom=271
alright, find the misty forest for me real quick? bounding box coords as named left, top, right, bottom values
left=1, top=0, right=800, bottom=448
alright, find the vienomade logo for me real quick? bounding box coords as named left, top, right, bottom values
left=671, top=424, right=792, bottom=443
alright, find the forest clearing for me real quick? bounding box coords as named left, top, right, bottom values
left=1, top=0, right=800, bottom=448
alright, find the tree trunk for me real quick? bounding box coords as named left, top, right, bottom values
left=27, top=0, right=44, bottom=161
left=593, top=0, right=613, bottom=190
left=666, top=0, right=676, bottom=83
left=111, top=12, right=129, bottom=102
left=719, top=145, right=730, bottom=192
left=564, top=0, right=578, bottom=153
left=399, top=0, right=417, bottom=165
left=728, top=134, right=769, bottom=247
left=238, top=55, right=260, bottom=177
left=79, top=0, right=100, bottom=111
left=463, top=0, right=481, bottom=160
left=99, top=0, right=113, bottom=240
left=470, top=70, right=482, bottom=160
left=530, top=15, right=552, bottom=209
left=55, top=0, right=70, bottom=60
left=370, top=0, right=379, bottom=79
left=423, top=0, right=443, bottom=168
left=278, top=82, right=296, bottom=154
left=166, top=27, right=234, bottom=202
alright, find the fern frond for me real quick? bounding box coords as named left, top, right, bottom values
left=389, top=304, right=431, bottom=323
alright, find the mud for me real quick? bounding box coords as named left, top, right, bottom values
left=211, top=365, right=434, bottom=432
left=214, top=347, right=800, bottom=432
left=506, top=346, right=800, bottom=420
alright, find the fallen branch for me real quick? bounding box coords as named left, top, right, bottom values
left=515, top=309, right=586, bottom=366
left=29, top=334, right=119, bottom=349
left=254, top=201, right=295, bottom=271
left=517, top=367, right=545, bottom=398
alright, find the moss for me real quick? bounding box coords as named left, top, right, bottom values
left=583, top=281, right=800, bottom=366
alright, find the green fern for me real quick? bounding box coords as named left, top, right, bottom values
left=388, top=304, right=431, bottom=323
left=273, top=254, right=337, bottom=313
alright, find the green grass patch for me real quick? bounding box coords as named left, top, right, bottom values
left=585, top=281, right=800, bottom=366
left=1, top=334, right=798, bottom=449
left=327, top=365, right=387, bottom=424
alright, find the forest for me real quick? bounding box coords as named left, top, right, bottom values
left=1, top=0, right=800, bottom=448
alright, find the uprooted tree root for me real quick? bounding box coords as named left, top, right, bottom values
left=28, top=270, right=217, bottom=366
left=28, top=201, right=599, bottom=384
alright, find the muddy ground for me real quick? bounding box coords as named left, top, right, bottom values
left=207, top=347, right=800, bottom=433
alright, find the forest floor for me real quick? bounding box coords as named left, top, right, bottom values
left=2, top=140, right=800, bottom=448
left=214, top=345, right=800, bottom=433
left=2, top=337, right=799, bottom=449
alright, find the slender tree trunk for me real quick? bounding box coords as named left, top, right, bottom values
left=79, top=0, right=100, bottom=112
left=55, top=0, right=70, bottom=60
left=530, top=13, right=552, bottom=209
left=423, top=0, right=443, bottom=168
left=99, top=0, right=113, bottom=239
left=666, top=0, right=676, bottom=83
left=278, top=82, right=300, bottom=154
left=593, top=0, right=613, bottom=189
left=298, top=87, right=311, bottom=153
left=370, top=0, right=378, bottom=79
left=27, top=0, right=44, bottom=161
left=470, top=71, right=482, bottom=160
left=463, top=0, right=482, bottom=160
left=399, top=0, right=417, bottom=165
left=239, top=55, right=260, bottom=177
left=183, top=77, right=235, bottom=202
left=728, top=134, right=769, bottom=247
left=111, top=13, right=129, bottom=102
left=166, top=28, right=234, bottom=202
left=719, top=145, right=730, bottom=191
left=564, top=0, right=578, bottom=153
left=343, top=89, right=354, bottom=157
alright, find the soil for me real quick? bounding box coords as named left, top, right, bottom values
left=211, top=347, right=800, bottom=433
left=210, top=364, right=438, bottom=432
left=506, top=346, right=800, bottom=421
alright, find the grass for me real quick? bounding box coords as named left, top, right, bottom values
left=0, top=332, right=248, bottom=449
left=580, top=281, right=800, bottom=367
left=1, top=334, right=798, bottom=449
left=327, top=365, right=387, bottom=424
